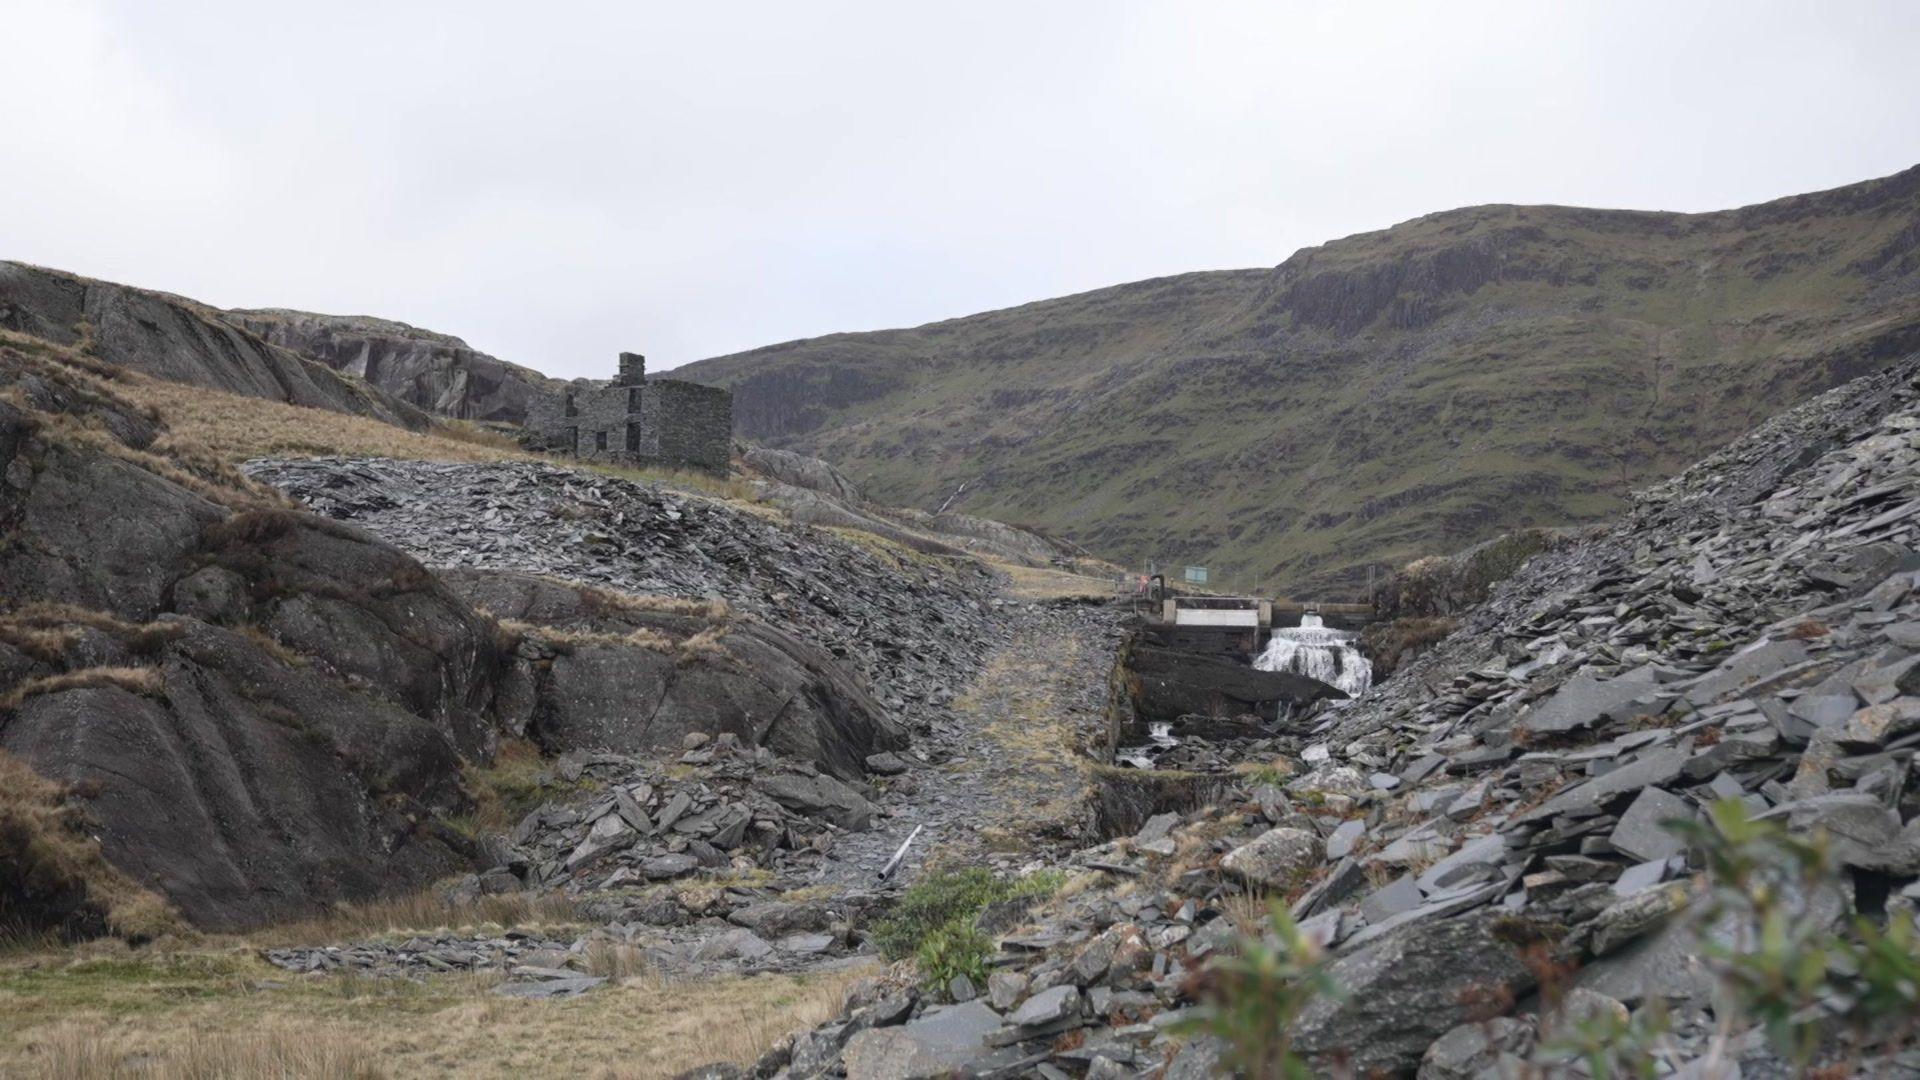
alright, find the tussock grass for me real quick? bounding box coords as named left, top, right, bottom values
left=995, top=561, right=1120, bottom=601
left=0, top=666, right=165, bottom=710
left=498, top=617, right=733, bottom=667
left=0, top=604, right=187, bottom=667
left=19, top=1023, right=385, bottom=1080
left=822, top=525, right=942, bottom=570
left=117, top=374, right=532, bottom=466
left=0, top=942, right=874, bottom=1079
left=246, top=886, right=586, bottom=948
left=582, top=460, right=756, bottom=504
left=498, top=618, right=677, bottom=655
left=579, top=940, right=649, bottom=980
left=454, top=738, right=600, bottom=836
left=0, top=752, right=179, bottom=943
left=577, top=582, right=730, bottom=622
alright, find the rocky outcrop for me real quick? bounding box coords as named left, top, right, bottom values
left=225, top=308, right=560, bottom=424
left=0, top=345, right=490, bottom=930
left=0, top=341, right=928, bottom=932
left=446, top=569, right=905, bottom=780
left=0, top=262, right=428, bottom=429
left=741, top=444, right=866, bottom=503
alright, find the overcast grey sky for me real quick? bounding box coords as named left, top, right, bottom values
left=4, top=1, right=1916, bottom=378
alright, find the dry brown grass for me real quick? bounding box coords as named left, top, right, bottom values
left=577, top=582, right=730, bottom=622
left=583, top=460, right=759, bottom=505
left=0, top=604, right=187, bottom=667
left=117, top=374, right=534, bottom=466
left=0, top=752, right=179, bottom=941
left=0, top=345, right=287, bottom=512
left=246, top=884, right=585, bottom=949
left=995, top=562, right=1120, bottom=601
left=18, top=1022, right=385, bottom=1079
left=0, top=944, right=875, bottom=1079
left=498, top=616, right=732, bottom=668
left=0, top=666, right=165, bottom=710
left=579, top=940, right=649, bottom=980
left=821, top=524, right=941, bottom=570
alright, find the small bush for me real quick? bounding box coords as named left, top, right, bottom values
left=914, top=921, right=994, bottom=991
left=456, top=738, right=591, bottom=833
left=871, top=868, right=1063, bottom=985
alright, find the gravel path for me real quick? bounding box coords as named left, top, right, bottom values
left=815, top=598, right=1126, bottom=885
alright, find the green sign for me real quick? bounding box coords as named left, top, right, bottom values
left=1183, top=566, right=1209, bottom=584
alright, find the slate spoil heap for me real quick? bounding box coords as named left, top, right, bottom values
left=714, top=355, right=1920, bottom=1079
left=244, top=458, right=1000, bottom=736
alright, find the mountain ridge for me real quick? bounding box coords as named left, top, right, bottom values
left=676, top=165, right=1920, bottom=595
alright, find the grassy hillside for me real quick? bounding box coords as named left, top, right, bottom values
left=678, top=166, right=1920, bottom=596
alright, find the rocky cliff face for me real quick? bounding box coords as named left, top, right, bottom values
left=0, top=339, right=956, bottom=935
left=0, top=344, right=487, bottom=932
left=225, top=308, right=561, bottom=423
left=678, top=166, right=1920, bottom=595
left=0, top=262, right=429, bottom=430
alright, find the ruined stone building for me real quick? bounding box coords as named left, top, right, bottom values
left=526, top=352, right=733, bottom=474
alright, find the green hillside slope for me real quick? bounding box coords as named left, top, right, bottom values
left=678, top=167, right=1920, bottom=596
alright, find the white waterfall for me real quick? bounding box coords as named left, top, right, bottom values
left=1254, top=613, right=1373, bottom=698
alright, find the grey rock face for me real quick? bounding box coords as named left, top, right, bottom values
left=842, top=1002, right=1003, bottom=1080
left=0, top=262, right=427, bottom=428
left=1608, top=787, right=1694, bottom=862
left=243, top=456, right=1001, bottom=753
left=225, top=307, right=560, bottom=423
left=742, top=445, right=867, bottom=503
left=1418, top=1016, right=1535, bottom=1080
left=0, top=382, right=498, bottom=930
left=1008, top=985, right=1081, bottom=1028
left=447, top=568, right=905, bottom=781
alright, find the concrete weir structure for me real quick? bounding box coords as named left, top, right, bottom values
left=527, top=352, right=733, bottom=474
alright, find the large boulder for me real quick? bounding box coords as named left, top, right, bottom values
left=1291, top=910, right=1539, bottom=1077
left=1221, top=827, right=1325, bottom=890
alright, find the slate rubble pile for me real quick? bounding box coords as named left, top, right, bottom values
left=499, top=737, right=888, bottom=893
left=243, top=457, right=1001, bottom=733
left=262, top=890, right=881, bottom=997
left=695, top=357, right=1920, bottom=1077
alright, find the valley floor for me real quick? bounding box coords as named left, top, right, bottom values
left=0, top=571, right=1127, bottom=1080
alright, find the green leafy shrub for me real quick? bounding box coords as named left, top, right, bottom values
left=871, top=868, right=1062, bottom=989
left=914, top=921, right=994, bottom=990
